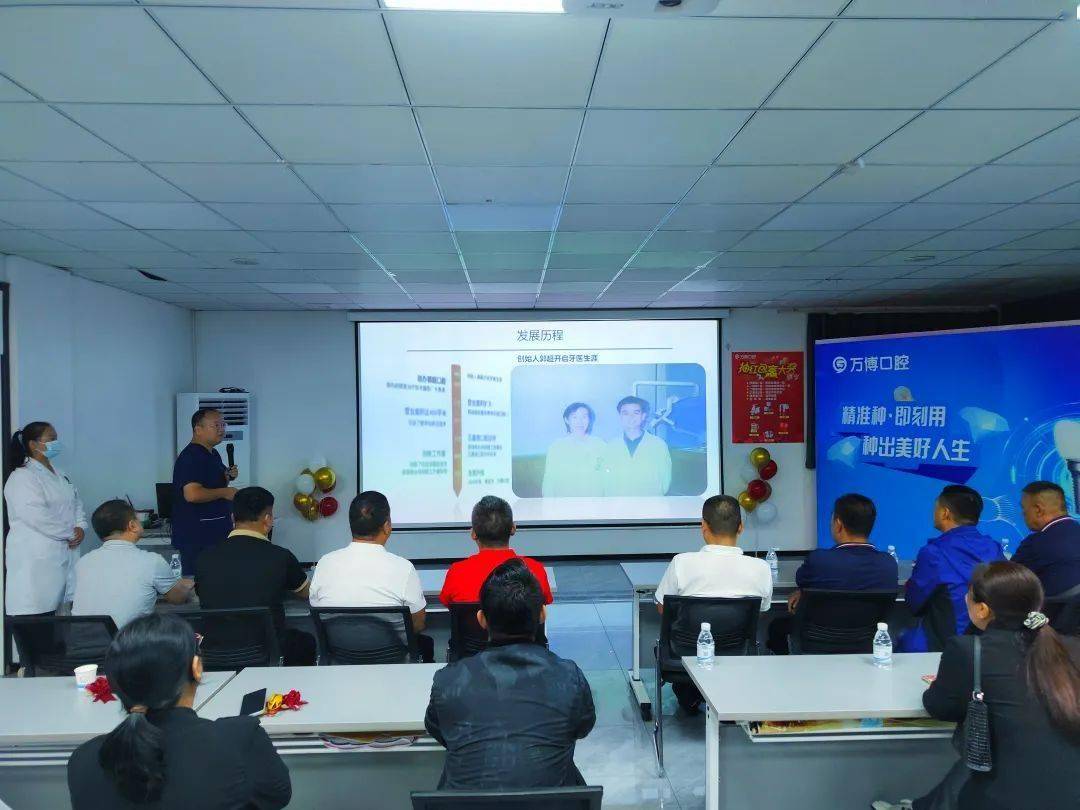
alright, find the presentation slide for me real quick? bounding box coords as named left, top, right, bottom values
left=815, top=320, right=1080, bottom=559
left=357, top=319, right=721, bottom=528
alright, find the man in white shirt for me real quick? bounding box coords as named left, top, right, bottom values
left=309, top=490, right=432, bottom=662
left=654, top=494, right=772, bottom=711
left=73, top=500, right=192, bottom=628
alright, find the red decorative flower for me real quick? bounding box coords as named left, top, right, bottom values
left=281, top=689, right=307, bottom=710
left=86, top=676, right=116, bottom=704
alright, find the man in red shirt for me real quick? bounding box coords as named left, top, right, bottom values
left=440, top=496, right=553, bottom=606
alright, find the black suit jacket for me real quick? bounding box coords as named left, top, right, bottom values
left=68, top=707, right=291, bottom=810
left=922, top=627, right=1080, bottom=810
left=424, top=641, right=596, bottom=790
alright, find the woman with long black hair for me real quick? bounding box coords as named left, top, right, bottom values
left=67, top=613, right=291, bottom=809
left=875, top=561, right=1080, bottom=810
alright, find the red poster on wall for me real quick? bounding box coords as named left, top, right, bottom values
left=731, top=351, right=804, bottom=444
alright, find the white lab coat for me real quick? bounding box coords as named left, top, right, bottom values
left=4, top=459, right=87, bottom=615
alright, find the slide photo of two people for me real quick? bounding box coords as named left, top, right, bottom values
left=511, top=363, right=708, bottom=498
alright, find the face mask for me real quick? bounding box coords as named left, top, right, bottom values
left=42, top=440, right=62, bottom=459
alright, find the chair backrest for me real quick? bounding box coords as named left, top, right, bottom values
left=658, top=595, right=759, bottom=670
left=411, top=787, right=602, bottom=810
left=922, top=585, right=959, bottom=652
left=1045, top=591, right=1080, bottom=636
left=447, top=602, right=549, bottom=663
left=10, top=615, right=118, bottom=676
left=792, top=589, right=898, bottom=654
left=310, top=606, right=419, bottom=665
left=176, top=608, right=282, bottom=669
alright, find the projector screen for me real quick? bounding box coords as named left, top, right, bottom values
left=814, top=320, right=1080, bottom=559
left=357, top=318, right=721, bottom=529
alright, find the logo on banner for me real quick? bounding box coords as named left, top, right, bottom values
left=832, top=356, right=848, bottom=373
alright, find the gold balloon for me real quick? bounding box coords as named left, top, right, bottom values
left=738, top=490, right=757, bottom=512
left=302, top=502, right=319, bottom=521
left=313, top=466, right=337, bottom=493
left=293, top=493, right=314, bottom=512
left=749, top=447, right=771, bottom=470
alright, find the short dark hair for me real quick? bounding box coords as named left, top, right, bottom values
left=562, top=402, right=595, bottom=434
left=1022, top=480, right=1067, bottom=508
left=616, top=395, right=649, bottom=415
left=833, top=493, right=876, bottom=538
left=471, top=495, right=514, bottom=546
left=232, top=486, right=274, bottom=524
left=480, top=559, right=543, bottom=640
left=702, top=495, right=742, bottom=536
left=191, top=407, right=220, bottom=430
left=92, top=499, right=138, bottom=539
left=350, top=490, right=390, bottom=537
left=938, top=484, right=983, bottom=525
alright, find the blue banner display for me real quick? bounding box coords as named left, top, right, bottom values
left=814, top=321, right=1080, bottom=558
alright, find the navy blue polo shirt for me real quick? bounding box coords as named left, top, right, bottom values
left=796, top=543, right=899, bottom=591
left=171, top=443, right=232, bottom=574
left=1013, top=516, right=1080, bottom=598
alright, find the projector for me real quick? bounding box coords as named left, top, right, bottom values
left=563, top=0, right=719, bottom=16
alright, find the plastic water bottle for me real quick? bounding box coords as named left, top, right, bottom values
left=765, top=548, right=779, bottom=581
left=696, top=622, right=715, bottom=668
left=170, top=553, right=182, bottom=578
left=1002, top=539, right=1011, bottom=560
left=873, top=622, right=893, bottom=669
left=887, top=545, right=899, bottom=563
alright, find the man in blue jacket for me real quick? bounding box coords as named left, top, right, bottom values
left=898, top=484, right=1004, bottom=652
left=1013, top=480, right=1080, bottom=598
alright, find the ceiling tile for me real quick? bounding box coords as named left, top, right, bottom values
left=0, top=75, right=33, bottom=101
left=0, top=201, right=122, bottom=229
left=60, top=105, right=277, bottom=162
left=867, top=110, right=1074, bottom=164
left=719, top=110, right=912, bottom=165
left=455, top=232, right=551, bottom=252
left=88, top=202, right=234, bottom=230
left=461, top=253, right=546, bottom=271
left=684, top=166, right=834, bottom=204
left=628, top=252, right=716, bottom=270
left=821, top=230, right=940, bottom=251
left=274, top=253, right=380, bottom=271
left=0, top=230, right=76, bottom=252
left=792, top=250, right=890, bottom=266
left=259, top=283, right=337, bottom=295
left=0, top=167, right=62, bottom=200
left=558, top=204, right=669, bottom=231
left=355, top=232, right=455, bottom=253
left=995, top=117, right=1080, bottom=165
left=646, top=231, right=749, bottom=251
left=708, top=251, right=805, bottom=268
left=150, top=164, right=318, bottom=203
left=912, top=229, right=1030, bottom=251
left=38, top=228, right=167, bottom=251
left=938, top=249, right=1055, bottom=266
left=593, top=18, right=826, bottom=108
left=845, top=1, right=1066, bottom=17
left=735, top=230, right=844, bottom=251
left=447, top=205, right=557, bottom=231
left=185, top=252, right=295, bottom=270
left=543, top=268, right=620, bottom=282
left=969, top=204, right=1080, bottom=231
left=771, top=20, right=1039, bottom=108
left=0, top=104, right=122, bottom=161
left=254, top=231, right=359, bottom=253
left=552, top=231, right=648, bottom=252
left=804, top=166, right=968, bottom=203
left=379, top=254, right=462, bottom=271
left=865, top=250, right=975, bottom=267
left=867, top=203, right=1009, bottom=230
left=663, top=204, right=785, bottom=230
left=997, top=230, right=1080, bottom=251
left=145, top=229, right=271, bottom=252
left=763, top=203, right=896, bottom=230
left=565, top=166, right=701, bottom=204
left=1036, top=182, right=1080, bottom=204
left=469, top=270, right=542, bottom=283
left=103, top=250, right=207, bottom=268
left=548, top=253, right=630, bottom=270
left=155, top=8, right=406, bottom=104
left=438, top=167, right=567, bottom=205
left=207, top=203, right=340, bottom=231
left=577, top=110, right=749, bottom=166
left=4, top=161, right=189, bottom=202
left=331, top=204, right=447, bottom=232
left=243, top=106, right=425, bottom=164
left=293, top=165, right=439, bottom=204
left=419, top=108, right=582, bottom=166
left=388, top=13, right=606, bottom=107
left=18, top=250, right=128, bottom=269
left=922, top=166, right=1080, bottom=203
left=0, top=8, right=220, bottom=103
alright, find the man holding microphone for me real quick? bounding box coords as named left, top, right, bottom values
left=171, top=408, right=238, bottom=575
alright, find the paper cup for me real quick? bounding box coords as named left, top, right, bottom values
left=74, top=664, right=98, bottom=689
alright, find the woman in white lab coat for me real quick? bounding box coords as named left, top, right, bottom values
left=541, top=402, right=607, bottom=497
left=4, top=422, right=87, bottom=615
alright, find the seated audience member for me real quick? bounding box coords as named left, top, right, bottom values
left=73, top=499, right=192, bottom=628
left=425, top=559, right=595, bottom=789
left=655, top=494, right=771, bottom=709
left=1013, top=480, right=1080, bottom=598
left=874, top=562, right=1080, bottom=810
left=766, top=493, right=897, bottom=655
left=196, top=486, right=315, bottom=666
left=67, top=613, right=291, bottom=810
left=309, top=490, right=434, bottom=662
left=898, top=485, right=1004, bottom=653
left=439, top=495, right=552, bottom=606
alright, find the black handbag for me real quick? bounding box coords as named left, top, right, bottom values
left=963, top=636, right=993, bottom=772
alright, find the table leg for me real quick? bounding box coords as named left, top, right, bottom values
left=627, top=587, right=652, bottom=720
left=706, top=702, right=720, bottom=810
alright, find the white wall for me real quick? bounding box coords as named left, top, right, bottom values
left=2, top=256, right=193, bottom=548
left=195, top=308, right=817, bottom=562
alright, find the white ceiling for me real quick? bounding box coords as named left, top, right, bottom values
left=0, top=0, right=1078, bottom=311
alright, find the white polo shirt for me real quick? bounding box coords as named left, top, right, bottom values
left=309, top=542, right=425, bottom=614
left=654, top=544, right=773, bottom=612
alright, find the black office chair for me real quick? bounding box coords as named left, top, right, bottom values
left=918, top=585, right=961, bottom=653
left=790, top=589, right=899, bottom=654
left=653, top=595, right=759, bottom=771
left=410, top=787, right=602, bottom=810
left=177, top=608, right=283, bottom=670
left=447, top=602, right=547, bottom=663
left=310, top=606, right=420, bottom=665
left=1045, top=589, right=1080, bottom=635
left=9, top=614, right=117, bottom=677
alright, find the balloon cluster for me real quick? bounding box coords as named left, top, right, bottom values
left=292, top=456, right=339, bottom=521
left=737, top=447, right=779, bottom=525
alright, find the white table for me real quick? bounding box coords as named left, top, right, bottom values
left=684, top=653, right=949, bottom=810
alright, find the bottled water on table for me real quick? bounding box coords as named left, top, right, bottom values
left=170, top=553, right=182, bottom=578
left=872, top=622, right=893, bottom=669
left=765, top=548, right=779, bottom=581
left=696, top=622, right=714, bottom=668
left=887, top=545, right=899, bottom=563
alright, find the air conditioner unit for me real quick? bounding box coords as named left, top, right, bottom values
left=562, top=0, right=719, bottom=16
left=176, top=393, right=253, bottom=488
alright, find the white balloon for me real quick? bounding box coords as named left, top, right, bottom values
left=308, top=456, right=328, bottom=472
left=755, top=501, right=778, bottom=525
left=295, top=474, right=315, bottom=495
left=739, top=463, right=758, bottom=483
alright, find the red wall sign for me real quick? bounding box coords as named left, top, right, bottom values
left=731, top=351, right=804, bottom=444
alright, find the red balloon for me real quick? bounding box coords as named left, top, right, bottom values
left=757, top=481, right=773, bottom=502
left=759, top=460, right=778, bottom=481
left=317, top=496, right=338, bottom=518
left=747, top=479, right=767, bottom=501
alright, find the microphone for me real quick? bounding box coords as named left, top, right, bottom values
left=226, top=442, right=235, bottom=474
